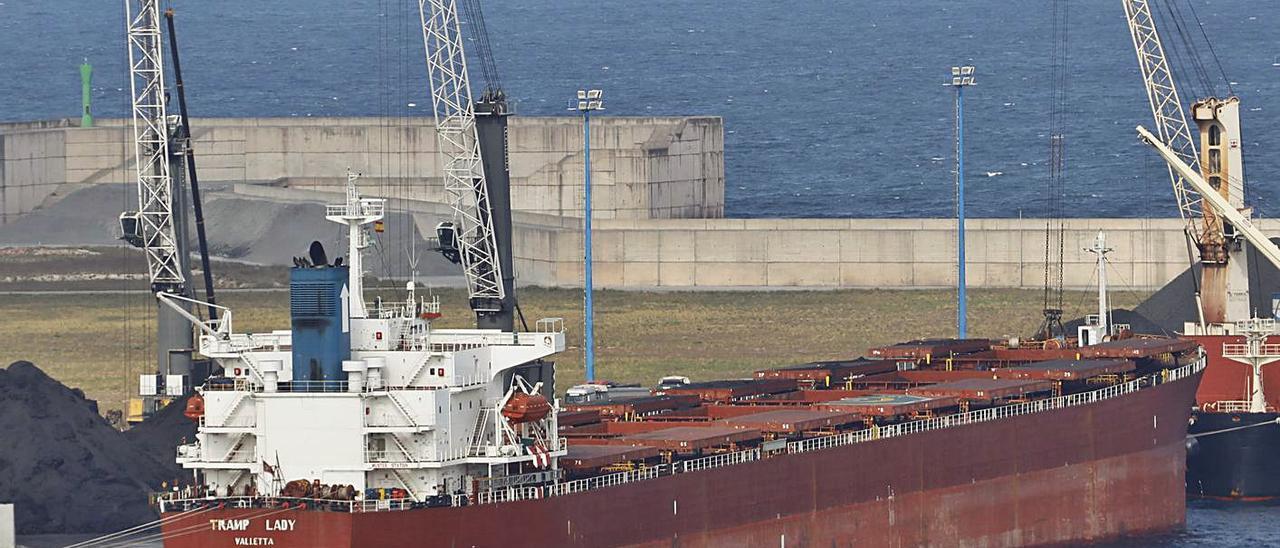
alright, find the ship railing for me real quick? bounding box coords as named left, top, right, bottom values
left=535, top=317, right=565, bottom=333
left=543, top=466, right=666, bottom=498
left=325, top=200, right=385, bottom=218
left=159, top=495, right=419, bottom=514
left=428, top=329, right=562, bottom=349
left=679, top=448, right=761, bottom=473
left=365, top=450, right=415, bottom=463
left=787, top=360, right=1204, bottom=456
left=428, top=341, right=489, bottom=353
left=1222, top=343, right=1280, bottom=358
left=476, top=485, right=545, bottom=505
left=202, top=332, right=290, bottom=355
left=350, top=498, right=416, bottom=512
left=176, top=442, right=201, bottom=461
left=451, top=374, right=489, bottom=389
left=199, top=415, right=256, bottom=429
left=1204, top=400, right=1255, bottom=413
left=364, top=447, right=469, bottom=464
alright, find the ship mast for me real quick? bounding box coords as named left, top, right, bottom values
left=324, top=170, right=386, bottom=318
left=1090, top=231, right=1111, bottom=339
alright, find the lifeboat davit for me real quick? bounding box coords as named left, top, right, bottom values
left=184, top=394, right=205, bottom=422
left=501, top=392, right=552, bottom=423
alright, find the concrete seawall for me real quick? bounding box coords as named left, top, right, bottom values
left=5, top=116, right=1267, bottom=291
left=520, top=216, right=1279, bottom=291
left=0, top=116, right=725, bottom=224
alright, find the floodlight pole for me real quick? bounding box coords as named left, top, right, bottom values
left=949, top=66, right=975, bottom=339
left=571, top=90, right=604, bottom=381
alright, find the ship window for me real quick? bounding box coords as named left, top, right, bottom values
left=1209, top=124, right=1221, bottom=146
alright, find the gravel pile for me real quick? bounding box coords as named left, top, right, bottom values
left=0, top=361, right=169, bottom=534
left=1135, top=237, right=1280, bottom=332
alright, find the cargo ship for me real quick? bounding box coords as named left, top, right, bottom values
left=140, top=179, right=1205, bottom=547
left=98, top=2, right=1203, bottom=544
left=1183, top=318, right=1280, bottom=500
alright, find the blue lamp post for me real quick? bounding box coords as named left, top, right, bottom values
left=949, top=66, right=975, bottom=339
left=570, top=89, right=604, bottom=381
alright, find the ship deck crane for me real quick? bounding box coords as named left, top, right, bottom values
left=1122, top=0, right=1249, bottom=327
left=120, top=1, right=217, bottom=418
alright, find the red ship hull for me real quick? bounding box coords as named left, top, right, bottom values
left=160, top=370, right=1199, bottom=547
left=1184, top=334, right=1280, bottom=499
left=1186, top=334, right=1280, bottom=410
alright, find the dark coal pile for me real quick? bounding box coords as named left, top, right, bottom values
left=0, top=361, right=168, bottom=534
left=1135, top=237, right=1280, bottom=332
left=124, top=393, right=197, bottom=480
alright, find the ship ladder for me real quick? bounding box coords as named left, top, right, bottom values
left=217, top=391, right=251, bottom=426
left=220, top=432, right=249, bottom=462
left=389, top=468, right=419, bottom=501
left=387, top=434, right=419, bottom=463
left=385, top=392, right=419, bottom=428
left=469, top=407, right=494, bottom=456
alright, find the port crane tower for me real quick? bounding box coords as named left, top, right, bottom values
left=417, top=0, right=518, bottom=332
left=417, top=0, right=555, bottom=393
left=1126, top=0, right=1280, bottom=414
left=120, top=0, right=217, bottom=418
left=1122, top=0, right=1251, bottom=327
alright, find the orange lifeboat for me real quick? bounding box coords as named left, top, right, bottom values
left=184, top=394, right=205, bottom=422
left=501, top=392, right=552, bottom=423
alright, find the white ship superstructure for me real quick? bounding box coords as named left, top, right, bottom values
left=171, top=175, right=566, bottom=501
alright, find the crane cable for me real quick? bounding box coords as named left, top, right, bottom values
left=1039, top=0, right=1069, bottom=339
left=460, top=0, right=503, bottom=96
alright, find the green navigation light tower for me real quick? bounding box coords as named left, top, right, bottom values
left=80, top=60, right=93, bottom=127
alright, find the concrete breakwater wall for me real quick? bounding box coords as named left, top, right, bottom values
left=3, top=116, right=1263, bottom=291
left=0, top=116, right=725, bottom=224
left=233, top=185, right=1249, bottom=290
left=521, top=216, right=1276, bottom=291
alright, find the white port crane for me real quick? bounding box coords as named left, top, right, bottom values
left=1122, top=0, right=1250, bottom=326
left=121, top=1, right=218, bottom=416
left=123, top=0, right=184, bottom=290
left=416, top=0, right=506, bottom=315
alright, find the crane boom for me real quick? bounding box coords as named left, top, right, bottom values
left=417, top=0, right=506, bottom=313
left=1138, top=125, right=1280, bottom=271
left=1121, top=0, right=1211, bottom=243
left=124, top=0, right=184, bottom=291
